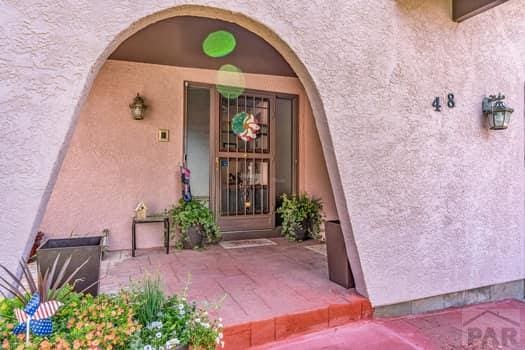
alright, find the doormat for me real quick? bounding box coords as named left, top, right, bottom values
left=219, top=238, right=277, bottom=249
left=304, top=244, right=327, bottom=256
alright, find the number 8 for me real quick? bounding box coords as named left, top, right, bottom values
left=447, top=93, right=455, bottom=108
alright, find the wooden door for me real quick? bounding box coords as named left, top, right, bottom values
left=213, top=92, right=275, bottom=232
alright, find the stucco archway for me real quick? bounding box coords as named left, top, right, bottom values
left=34, top=5, right=369, bottom=297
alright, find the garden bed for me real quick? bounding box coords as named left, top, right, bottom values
left=0, top=276, right=224, bottom=350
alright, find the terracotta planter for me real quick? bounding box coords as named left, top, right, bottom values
left=183, top=226, right=204, bottom=249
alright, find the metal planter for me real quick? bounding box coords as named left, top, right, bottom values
left=183, top=226, right=204, bottom=249
left=325, top=221, right=355, bottom=289
left=37, top=236, right=103, bottom=296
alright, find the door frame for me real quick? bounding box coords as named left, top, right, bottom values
left=184, top=81, right=300, bottom=236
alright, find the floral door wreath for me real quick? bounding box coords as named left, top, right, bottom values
left=231, top=112, right=260, bottom=142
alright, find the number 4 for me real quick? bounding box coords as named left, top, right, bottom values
left=432, top=97, right=442, bottom=112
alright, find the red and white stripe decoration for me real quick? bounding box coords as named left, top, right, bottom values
left=14, top=308, right=28, bottom=323
left=14, top=301, right=63, bottom=323
left=34, top=301, right=62, bottom=320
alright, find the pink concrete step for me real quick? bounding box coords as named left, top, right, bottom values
left=222, top=294, right=372, bottom=350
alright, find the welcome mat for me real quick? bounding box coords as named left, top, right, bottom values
left=304, top=244, right=327, bottom=256
left=219, top=238, right=277, bottom=249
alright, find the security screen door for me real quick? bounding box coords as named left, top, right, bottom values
left=214, top=92, right=275, bottom=232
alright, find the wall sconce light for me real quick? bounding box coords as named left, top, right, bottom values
left=482, top=93, right=514, bottom=130
left=129, top=93, right=148, bottom=120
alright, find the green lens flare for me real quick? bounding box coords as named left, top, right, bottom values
left=216, top=64, right=245, bottom=99
left=203, top=30, right=237, bottom=58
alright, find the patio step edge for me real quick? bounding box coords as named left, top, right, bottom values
left=222, top=294, right=372, bottom=350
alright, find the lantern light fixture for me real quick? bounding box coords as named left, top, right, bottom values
left=482, top=93, right=514, bottom=130
left=129, top=93, right=148, bottom=120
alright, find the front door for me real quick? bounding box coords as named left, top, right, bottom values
left=213, top=92, right=275, bottom=233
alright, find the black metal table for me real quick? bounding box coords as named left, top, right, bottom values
left=132, top=216, right=170, bottom=257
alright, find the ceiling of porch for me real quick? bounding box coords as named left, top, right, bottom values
left=110, top=16, right=296, bottom=77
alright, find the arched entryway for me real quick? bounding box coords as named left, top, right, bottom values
left=20, top=5, right=367, bottom=299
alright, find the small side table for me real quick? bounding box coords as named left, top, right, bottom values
left=132, top=216, right=170, bottom=257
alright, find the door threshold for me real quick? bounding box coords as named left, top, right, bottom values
left=221, top=228, right=281, bottom=241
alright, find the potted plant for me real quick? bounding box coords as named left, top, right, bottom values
left=277, top=193, right=323, bottom=241
left=37, top=234, right=103, bottom=296
left=170, top=199, right=221, bottom=249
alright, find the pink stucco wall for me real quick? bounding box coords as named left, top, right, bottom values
left=39, top=60, right=337, bottom=250
left=3, top=0, right=525, bottom=307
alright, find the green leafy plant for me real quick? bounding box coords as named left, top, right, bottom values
left=169, top=199, right=221, bottom=249
left=276, top=193, right=323, bottom=241
left=130, top=275, right=165, bottom=327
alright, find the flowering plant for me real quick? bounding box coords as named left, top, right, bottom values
left=188, top=310, right=224, bottom=350
left=129, top=277, right=224, bottom=350
left=0, top=286, right=139, bottom=349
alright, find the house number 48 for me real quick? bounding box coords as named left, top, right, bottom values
left=432, top=94, right=455, bottom=112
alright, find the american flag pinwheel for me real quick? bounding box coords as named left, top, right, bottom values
left=12, top=292, right=62, bottom=341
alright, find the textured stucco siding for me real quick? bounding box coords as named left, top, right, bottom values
left=1, top=0, right=524, bottom=306
left=38, top=60, right=337, bottom=250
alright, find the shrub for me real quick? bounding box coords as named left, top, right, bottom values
left=277, top=193, right=323, bottom=241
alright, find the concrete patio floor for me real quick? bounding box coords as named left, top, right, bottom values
left=256, top=299, right=525, bottom=349
left=100, top=238, right=371, bottom=348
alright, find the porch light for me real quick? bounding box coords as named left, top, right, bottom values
left=129, top=93, right=148, bottom=120
left=482, top=93, right=514, bottom=130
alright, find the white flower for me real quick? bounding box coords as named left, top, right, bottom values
left=203, top=322, right=210, bottom=328
left=221, top=341, right=225, bottom=348
left=218, top=317, right=223, bottom=322
left=219, top=332, right=223, bottom=339
left=178, top=304, right=184, bottom=310
left=218, top=323, right=223, bottom=328
left=216, top=337, right=220, bottom=345
left=179, top=309, right=185, bottom=316
left=144, top=346, right=153, bottom=350
left=156, top=332, right=162, bottom=339
left=195, top=318, right=201, bottom=323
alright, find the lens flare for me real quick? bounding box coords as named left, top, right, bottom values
left=202, top=30, right=237, bottom=58
left=216, top=64, right=245, bottom=99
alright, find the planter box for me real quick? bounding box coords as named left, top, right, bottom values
left=325, top=221, right=354, bottom=289
left=37, top=236, right=103, bottom=296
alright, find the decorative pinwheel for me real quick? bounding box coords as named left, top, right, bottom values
left=12, top=292, right=62, bottom=343
left=231, top=112, right=260, bottom=142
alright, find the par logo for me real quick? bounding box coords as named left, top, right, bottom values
left=461, top=308, right=521, bottom=348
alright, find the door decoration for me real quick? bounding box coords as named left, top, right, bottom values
left=13, top=293, right=62, bottom=344
left=181, top=165, right=192, bottom=202
left=232, top=112, right=260, bottom=142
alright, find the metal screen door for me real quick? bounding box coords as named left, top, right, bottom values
left=214, top=92, right=275, bottom=232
